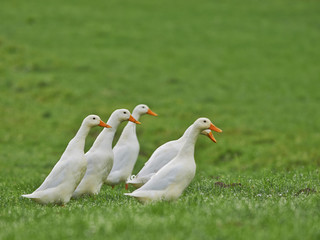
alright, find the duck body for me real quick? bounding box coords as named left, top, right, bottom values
left=73, top=109, right=136, bottom=197
left=105, top=104, right=157, bottom=187
left=127, top=126, right=216, bottom=188
left=23, top=154, right=87, bottom=204
left=126, top=152, right=196, bottom=203
left=72, top=147, right=113, bottom=197
left=22, top=115, right=108, bottom=205
left=127, top=127, right=192, bottom=188
left=125, top=117, right=221, bottom=203
left=105, top=129, right=139, bottom=185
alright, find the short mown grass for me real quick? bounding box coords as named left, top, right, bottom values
left=1, top=170, right=319, bottom=239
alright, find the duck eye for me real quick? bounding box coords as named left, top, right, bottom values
left=93, top=117, right=96, bottom=120
left=203, top=120, right=207, bottom=123
left=142, top=106, right=145, bottom=108
left=123, top=111, right=127, bottom=114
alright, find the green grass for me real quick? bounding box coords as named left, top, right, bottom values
left=0, top=0, right=320, bottom=239
left=1, top=170, right=319, bottom=239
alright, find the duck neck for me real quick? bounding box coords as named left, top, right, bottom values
left=119, top=111, right=141, bottom=140
left=177, top=124, right=193, bottom=141
left=179, top=125, right=201, bottom=157
left=90, top=114, right=121, bottom=151
left=67, top=122, right=91, bottom=152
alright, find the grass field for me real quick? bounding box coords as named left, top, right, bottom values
left=1, top=0, right=320, bottom=239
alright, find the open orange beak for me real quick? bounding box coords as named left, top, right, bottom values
left=99, top=120, right=112, bottom=128
left=209, top=123, right=222, bottom=133
left=147, top=109, right=158, bottom=116
left=207, top=131, right=217, bottom=143
left=129, top=115, right=141, bottom=124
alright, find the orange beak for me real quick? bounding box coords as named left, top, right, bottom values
left=99, top=120, right=112, bottom=128
left=209, top=123, right=222, bottom=133
left=129, top=115, right=141, bottom=124
left=147, top=109, right=158, bottom=116
left=207, top=131, right=217, bottom=143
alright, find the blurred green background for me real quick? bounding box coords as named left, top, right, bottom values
left=0, top=0, right=319, bottom=239
left=1, top=0, right=319, bottom=174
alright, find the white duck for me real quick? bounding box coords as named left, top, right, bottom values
left=125, top=117, right=222, bottom=203
left=127, top=126, right=221, bottom=188
left=105, top=104, right=157, bottom=188
left=72, top=109, right=140, bottom=198
left=21, top=115, right=110, bottom=205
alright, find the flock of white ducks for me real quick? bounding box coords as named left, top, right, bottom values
left=22, top=104, right=222, bottom=205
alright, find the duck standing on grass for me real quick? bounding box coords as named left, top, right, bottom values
left=127, top=127, right=218, bottom=188
left=105, top=104, right=157, bottom=189
left=125, top=118, right=222, bottom=203
left=22, top=115, right=110, bottom=205
left=72, top=109, right=140, bottom=198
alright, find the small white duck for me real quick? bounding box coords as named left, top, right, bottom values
left=72, top=109, right=140, bottom=198
left=127, top=126, right=220, bottom=188
left=21, top=115, right=110, bottom=205
left=125, top=117, right=222, bottom=203
left=105, top=104, right=157, bottom=188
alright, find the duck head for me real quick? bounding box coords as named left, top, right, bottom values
left=113, top=109, right=141, bottom=124
left=201, top=129, right=217, bottom=143
left=84, top=115, right=111, bottom=128
left=133, top=104, right=158, bottom=117
left=195, top=118, right=222, bottom=143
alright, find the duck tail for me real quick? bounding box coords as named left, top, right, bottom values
left=21, top=194, right=32, bottom=198
left=21, top=192, right=40, bottom=199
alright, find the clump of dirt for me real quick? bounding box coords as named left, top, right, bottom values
left=214, top=182, right=226, bottom=187
left=295, top=188, right=316, bottom=196
left=214, top=182, right=242, bottom=188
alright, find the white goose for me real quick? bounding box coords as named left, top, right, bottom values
left=21, top=115, right=110, bottom=205
left=105, top=104, right=157, bottom=188
left=72, top=109, right=140, bottom=198
left=125, top=118, right=222, bottom=203
left=127, top=126, right=220, bottom=188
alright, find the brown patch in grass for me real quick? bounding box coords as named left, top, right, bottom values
left=295, top=188, right=316, bottom=196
